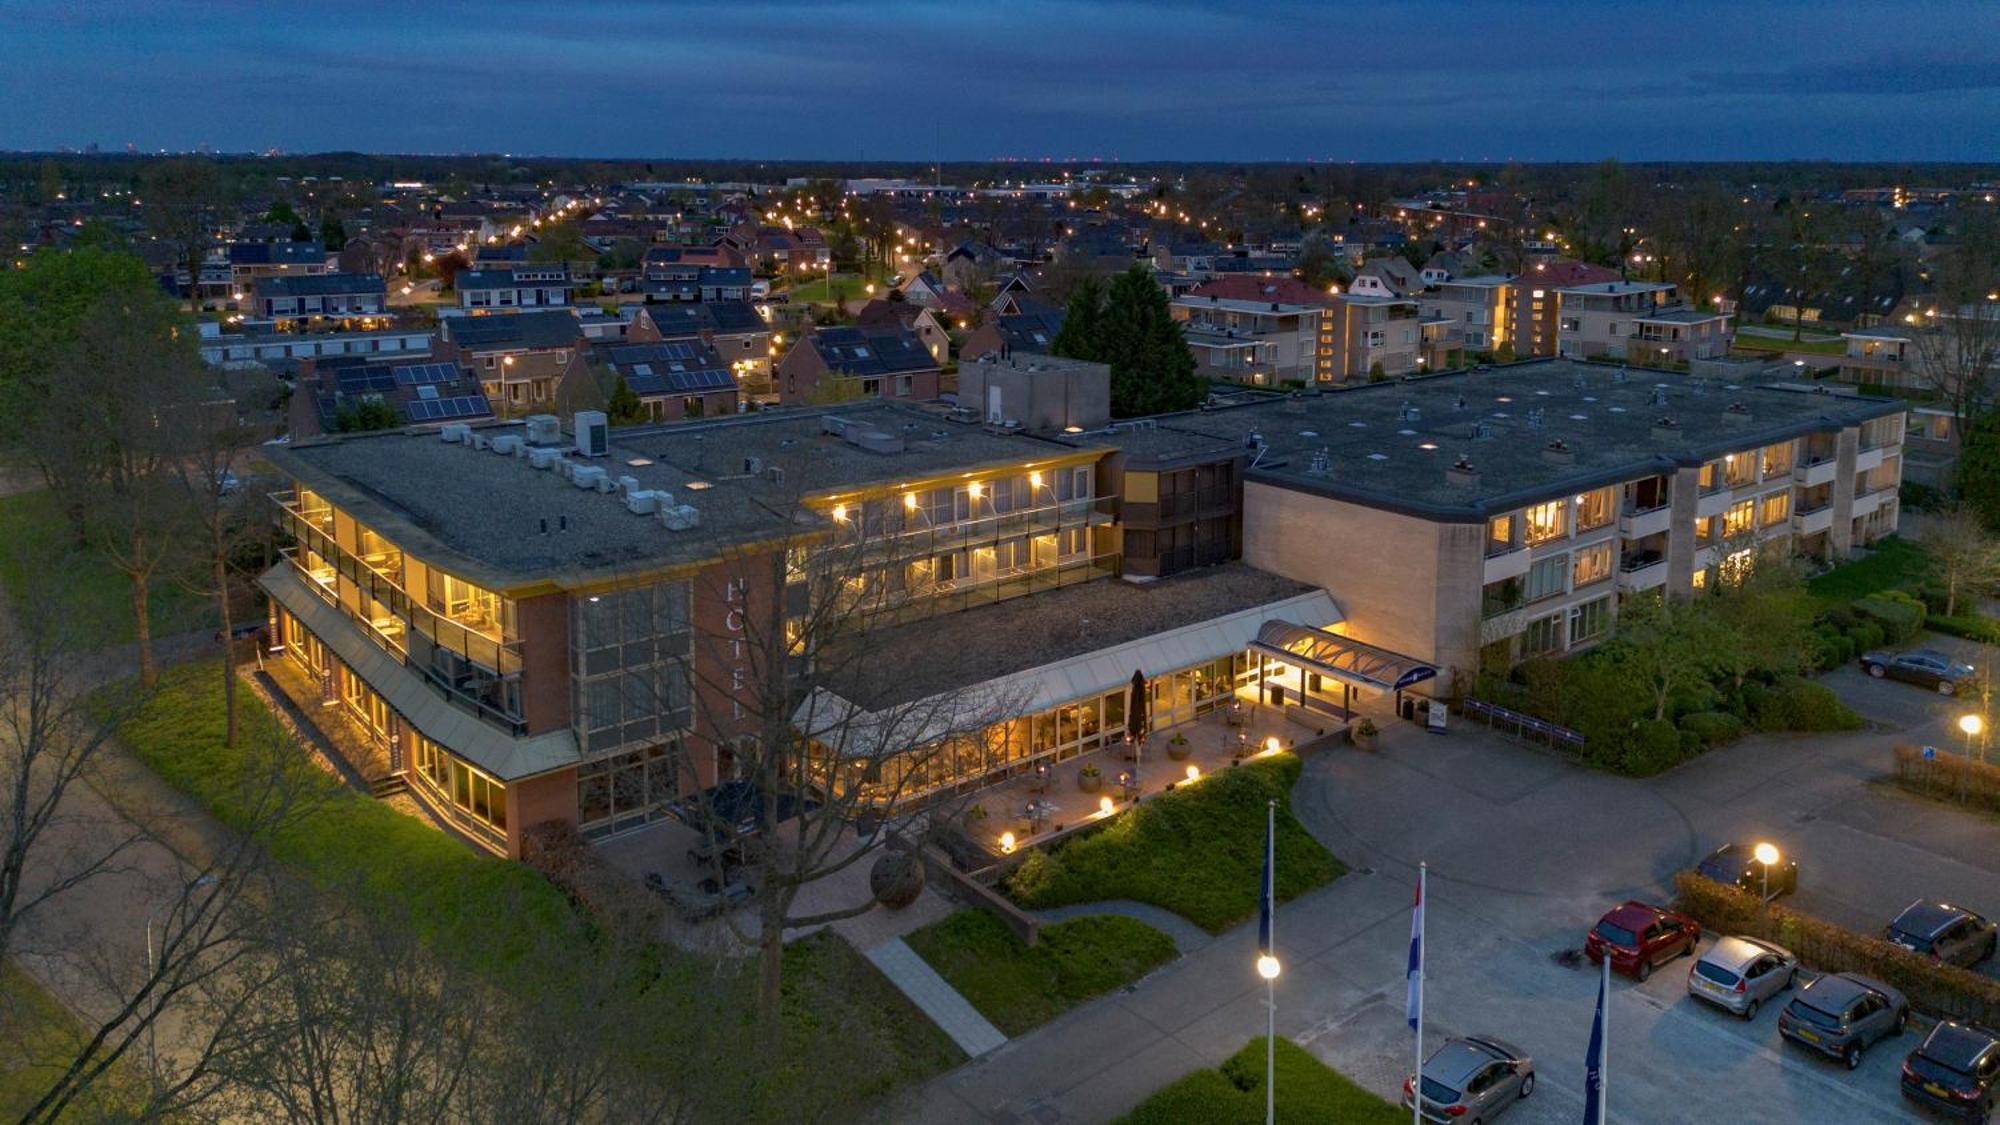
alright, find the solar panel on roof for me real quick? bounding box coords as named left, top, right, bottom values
left=394, top=362, right=457, bottom=386
left=336, top=368, right=397, bottom=394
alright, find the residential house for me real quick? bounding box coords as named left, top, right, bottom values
left=1553, top=280, right=1731, bottom=365
left=456, top=267, right=574, bottom=312
left=290, top=357, right=493, bottom=438
left=435, top=310, right=589, bottom=417
left=1171, top=290, right=1327, bottom=387
left=960, top=309, right=1067, bottom=362
left=251, top=273, right=389, bottom=330
left=1350, top=257, right=1421, bottom=299
left=856, top=299, right=952, bottom=366
left=589, top=340, right=740, bottom=422
left=777, top=325, right=942, bottom=405
left=628, top=300, right=774, bottom=396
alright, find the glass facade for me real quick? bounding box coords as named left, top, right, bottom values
left=413, top=733, right=508, bottom=845
left=578, top=743, right=679, bottom=840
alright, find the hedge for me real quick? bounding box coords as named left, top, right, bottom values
left=1674, top=872, right=2000, bottom=1027
left=1893, top=742, right=2000, bottom=816
left=1930, top=614, right=2000, bottom=646
left=1853, top=594, right=1924, bottom=644
left=1677, top=710, right=1745, bottom=748
left=1743, top=677, right=1863, bottom=733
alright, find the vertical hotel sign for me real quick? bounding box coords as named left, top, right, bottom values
left=724, top=576, right=748, bottom=720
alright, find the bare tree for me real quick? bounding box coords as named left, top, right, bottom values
left=1912, top=210, right=2000, bottom=434
left=170, top=388, right=265, bottom=747
left=1919, top=505, right=2000, bottom=617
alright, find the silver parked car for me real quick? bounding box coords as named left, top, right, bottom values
left=1401, top=1035, right=1535, bottom=1123
left=1777, top=972, right=1909, bottom=1070
left=1687, top=935, right=1798, bottom=1018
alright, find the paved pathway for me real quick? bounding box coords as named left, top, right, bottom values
left=1031, top=900, right=1214, bottom=956
left=864, top=937, right=1009, bottom=1058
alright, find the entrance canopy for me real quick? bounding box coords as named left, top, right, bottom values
left=1251, top=621, right=1437, bottom=694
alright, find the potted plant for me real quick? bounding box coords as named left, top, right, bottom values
left=1351, top=718, right=1380, bottom=751
left=963, top=803, right=988, bottom=830
left=1076, top=764, right=1103, bottom=794
left=1166, top=732, right=1192, bottom=761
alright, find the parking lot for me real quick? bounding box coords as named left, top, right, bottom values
left=904, top=639, right=2000, bottom=1123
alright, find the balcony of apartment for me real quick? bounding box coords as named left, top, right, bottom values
left=1482, top=540, right=1532, bottom=585
left=1791, top=498, right=1835, bottom=537
left=1792, top=454, right=1839, bottom=488
left=1617, top=547, right=1668, bottom=592
left=857, top=550, right=1121, bottom=628
left=1695, top=487, right=1733, bottom=520
left=1617, top=499, right=1672, bottom=540
left=1853, top=444, right=1887, bottom=475
left=856, top=494, right=1115, bottom=561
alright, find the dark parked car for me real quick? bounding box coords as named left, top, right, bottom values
left=1861, top=649, right=1979, bottom=695
left=1778, top=972, right=1909, bottom=1069
left=1903, top=1021, right=2000, bottom=1122
left=1696, top=842, right=1799, bottom=901
left=1584, top=901, right=1700, bottom=981
left=1401, top=1035, right=1534, bottom=1123
left=1888, top=901, right=2000, bottom=968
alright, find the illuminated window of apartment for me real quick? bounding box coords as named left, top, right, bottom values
left=1486, top=514, right=1515, bottom=555
left=1760, top=490, right=1790, bottom=527
left=1722, top=499, right=1756, bottom=537
left=1572, top=541, right=1614, bottom=588
left=1522, top=500, right=1568, bottom=545
left=1691, top=567, right=1709, bottom=591
left=1723, top=452, right=1756, bottom=488
left=413, top=735, right=507, bottom=840
left=1760, top=441, right=1794, bottom=478
left=1568, top=595, right=1612, bottom=644
left=1574, top=487, right=1615, bottom=532
left=1698, top=461, right=1720, bottom=493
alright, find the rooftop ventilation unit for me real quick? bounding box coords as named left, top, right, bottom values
left=574, top=411, right=609, bottom=458
left=624, top=490, right=662, bottom=514
left=821, top=415, right=851, bottom=437
left=573, top=465, right=609, bottom=490
left=440, top=423, right=472, bottom=443
left=765, top=465, right=785, bottom=484
left=744, top=456, right=764, bottom=475
left=524, top=414, right=561, bottom=446
left=660, top=504, right=701, bottom=531
left=492, top=434, right=524, bottom=456
left=617, top=474, right=640, bottom=494
left=849, top=429, right=906, bottom=454
left=528, top=447, right=562, bottom=470
left=471, top=433, right=491, bottom=451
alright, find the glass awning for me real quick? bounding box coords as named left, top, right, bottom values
left=1251, top=621, right=1437, bottom=693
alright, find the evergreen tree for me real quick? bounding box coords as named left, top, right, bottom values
left=1049, top=275, right=1105, bottom=361
left=320, top=217, right=348, bottom=251
left=606, top=374, right=647, bottom=424
left=1098, top=266, right=1201, bottom=417
left=1958, top=409, right=2000, bottom=532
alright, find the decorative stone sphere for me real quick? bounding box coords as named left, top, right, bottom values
left=870, top=850, right=926, bottom=909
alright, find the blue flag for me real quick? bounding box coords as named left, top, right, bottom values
left=1584, top=962, right=1607, bottom=1125
left=1257, top=801, right=1274, bottom=958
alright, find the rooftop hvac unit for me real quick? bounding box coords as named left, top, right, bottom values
left=527, top=446, right=562, bottom=470
left=743, top=456, right=764, bottom=475
left=574, top=410, right=609, bottom=458
left=821, top=415, right=850, bottom=437
left=524, top=414, right=561, bottom=446
left=624, top=489, right=660, bottom=514
left=471, top=433, right=492, bottom=451
left=765, top=465, right=785, bottom=484
left=617, top=475, right=641, bottom=494
left=492, top=434, right=524, bottom=455
left=849, top=429, right=906, bottom=454
left=440, top=422, right=472, bottom=443
left=660, top=504, right=701, bottom=530
left=572, top=465, right=608, bottom=490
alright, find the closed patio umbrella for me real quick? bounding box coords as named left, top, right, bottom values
left=1128, top=669, right=1148, bottom=765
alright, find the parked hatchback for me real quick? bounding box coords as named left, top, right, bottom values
left=1902, top=1020, right=2000, bottom=1122
left=1696, top=842, right=1800, bottom=901
left=1778, top=972, right=1909, bottom=1069
left=1861, top=649, right=1978, bottom=695
left=1584, top=901, right=1700, bottom=981
left=1401, top=1035, right=1534, bottom=1123
left=1888, top=901, right=2000, bottom=968
left=1687, top=935, right=1798, bottom=1019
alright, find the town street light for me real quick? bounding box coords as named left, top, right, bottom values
left=1753, top=842, right=1780, bottom=903
left=146, top=873, right=218, bottom=973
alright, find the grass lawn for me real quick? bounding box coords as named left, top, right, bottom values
left=112, top=662, right=963, bottom=1108
left=1118, top=1037, right=1403, bottom=1125
left=1004, top=753, right=1344, bottom=934
left=1733, top=326, right=1847, bottom=355
left=905, top=909, right=1177, bottom=1036
left=0, top=958, right=145, bottom=1120
left=1806, top=535, right=1932, bottom=607
left=0, top=489, right=212, bottom=647
left=783, top=272, right=880, bottom=304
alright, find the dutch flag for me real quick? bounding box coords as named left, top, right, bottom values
left=1406, top=867, right=1425, bottom=1033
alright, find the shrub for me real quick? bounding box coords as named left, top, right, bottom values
left=1854, top=595, right=1923, bottom=643
left=1675, top=872, right=2000, bottom=1027
left=1893, top=743, right=2000, bottom=815
left=1751, top=677, right=1863, bottom=733
left=521, top=820, right=664, bottom=941
left=1619, top=718, right=1693, bottom=776
left=1931, top=614, right=2000, bottom=645
left=1846, top=621, right=1885, bottom=653
left=1678, top=710, right=1746, bottom=747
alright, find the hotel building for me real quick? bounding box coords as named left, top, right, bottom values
left=257, top=359, right=1904, bottom=856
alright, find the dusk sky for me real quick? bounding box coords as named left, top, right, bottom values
left=7, top=0, right=2000, bottom=162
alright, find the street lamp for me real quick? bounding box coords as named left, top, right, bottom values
left=146, top=873, right=217, bottom=974
left=1753, top=842, right=1780, bottom=903
left=1257, top=953, right=1281, bottom=980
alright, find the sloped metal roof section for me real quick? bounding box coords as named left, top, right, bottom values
left=1251, top=621, right=1437, bottom=693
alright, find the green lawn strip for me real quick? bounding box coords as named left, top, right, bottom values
left=0, top=489, right=212, bottom=647
left=0, top=958, right=146, bottom=1120
left=111, top=662, right=961, bottom=1105
left=904, top=908, right=1177, bottom=1036
left=1004, top=753, right=1344, bottom=934
left=1805, top=535, right=1932, bottom=607
left=1118, top=1036, right=1404, bottom=1125
left=779, top=929, right=965, bottom=1097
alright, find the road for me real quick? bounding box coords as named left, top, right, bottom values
left=901, top=638, right=2000, bottom=1123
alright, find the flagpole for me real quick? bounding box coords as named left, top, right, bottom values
left=1600, top=952, right=1610, bottom=1124
left=1265, top=798, right=1276, bottom=1125
left=1413, top=862, right=1425, bottom=1125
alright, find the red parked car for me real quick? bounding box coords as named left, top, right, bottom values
left=1585, top=901, right=1701, bottom=981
